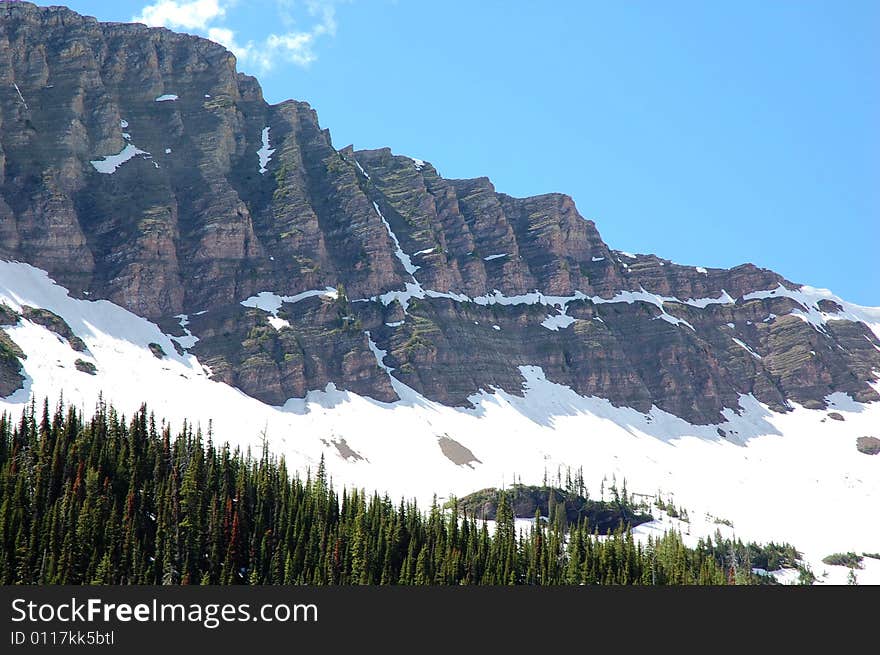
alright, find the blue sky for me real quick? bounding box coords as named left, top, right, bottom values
left=60, top=1, right=879, bottom=304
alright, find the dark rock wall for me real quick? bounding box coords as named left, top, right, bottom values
left=1, top=2, right=878, bottom=423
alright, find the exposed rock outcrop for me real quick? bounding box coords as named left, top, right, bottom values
left=1, top=2, right=878, bottom=424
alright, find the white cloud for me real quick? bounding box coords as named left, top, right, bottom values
left=304, top=0, right=339, bottom=37
left=276, top=0, right=337, bottom=33
left=240, top=1, right=339, bottom=72
left=204, top=25, right=318, bottom=72
left=206, top=26, right=242, bottom=52
left=264, top=32, right=318, bottom=68
left=133, top=0, right=342, bottom=73
left=134, top=0, right=229, bottom=30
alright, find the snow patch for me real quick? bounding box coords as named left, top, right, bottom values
left=373, top=202, right=419, bottom=277
left=12, top=83, right=27, bottom=110
left=367, top=285, right=732, bottom=332
left=684, top=290, right=735, bottom=308
left=591, top=288, right=693, bottom=330
left=257, top=127, right=275, bottom=175
left=155, top=94, right=178, bottom=102
left=241, top=288, right=338, bottom=316
left=172, top=315, right=198, bottom=349
left=90, top=143, right=150, bottom=174
left=267, top=316, right=290, bottom=331
left=743, top=284, right=880, bottom=340
left=353, top=158, right=370, bottom=179
left=541, top=314, right=576, bottom=331
left=0, top=261, right=203, bottom=392
left=365, top=331, right=394, bottom=375
left=483, top=253, right=508, bottom=262
left=654, top=313, right=695, bottom=330
left=732, top=337, right=762, bottom=359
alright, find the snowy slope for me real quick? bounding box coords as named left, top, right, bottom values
left=1, top=260, right=879, bottom=583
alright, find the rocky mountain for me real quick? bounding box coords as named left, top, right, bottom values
left=2, top=2, right=878, bottom=428
left=2, top=2, right=880, bottom=580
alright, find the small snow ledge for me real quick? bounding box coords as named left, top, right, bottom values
left=172, top=314, right=198, bottom=349
left=684, top=290, right=735, bottom=308
left=268, top=316, right=291, bottom=331
left=90, top=143, right=150, bottom=174
left=654, top=313, right=696, bottom=331
left=241, top=289, right=337, bottom=331
left=155, top=94, right=178, bottom=102
left=241, top=288, right=338, bottom=314
left=541, top=314, right=576, bottom=331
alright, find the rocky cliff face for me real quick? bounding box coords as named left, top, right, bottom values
left=1, top=1, right=879, bottom=424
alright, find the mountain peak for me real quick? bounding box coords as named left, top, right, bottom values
left=0, top=2, right=878, bottom=429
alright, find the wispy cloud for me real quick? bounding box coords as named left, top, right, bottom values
left=133, top=0, right=343, bottom=73
left=133, top=0, right=229, bottom=31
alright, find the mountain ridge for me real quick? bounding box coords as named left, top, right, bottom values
left=1, top=0, right=878, bottom=427
left=0, top=2, right=879, bottom=582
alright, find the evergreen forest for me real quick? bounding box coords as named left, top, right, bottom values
left=0, top=399, right=804, bottom=585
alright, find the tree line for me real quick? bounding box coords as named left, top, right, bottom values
left=0, top=399, right=794, bottom=585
